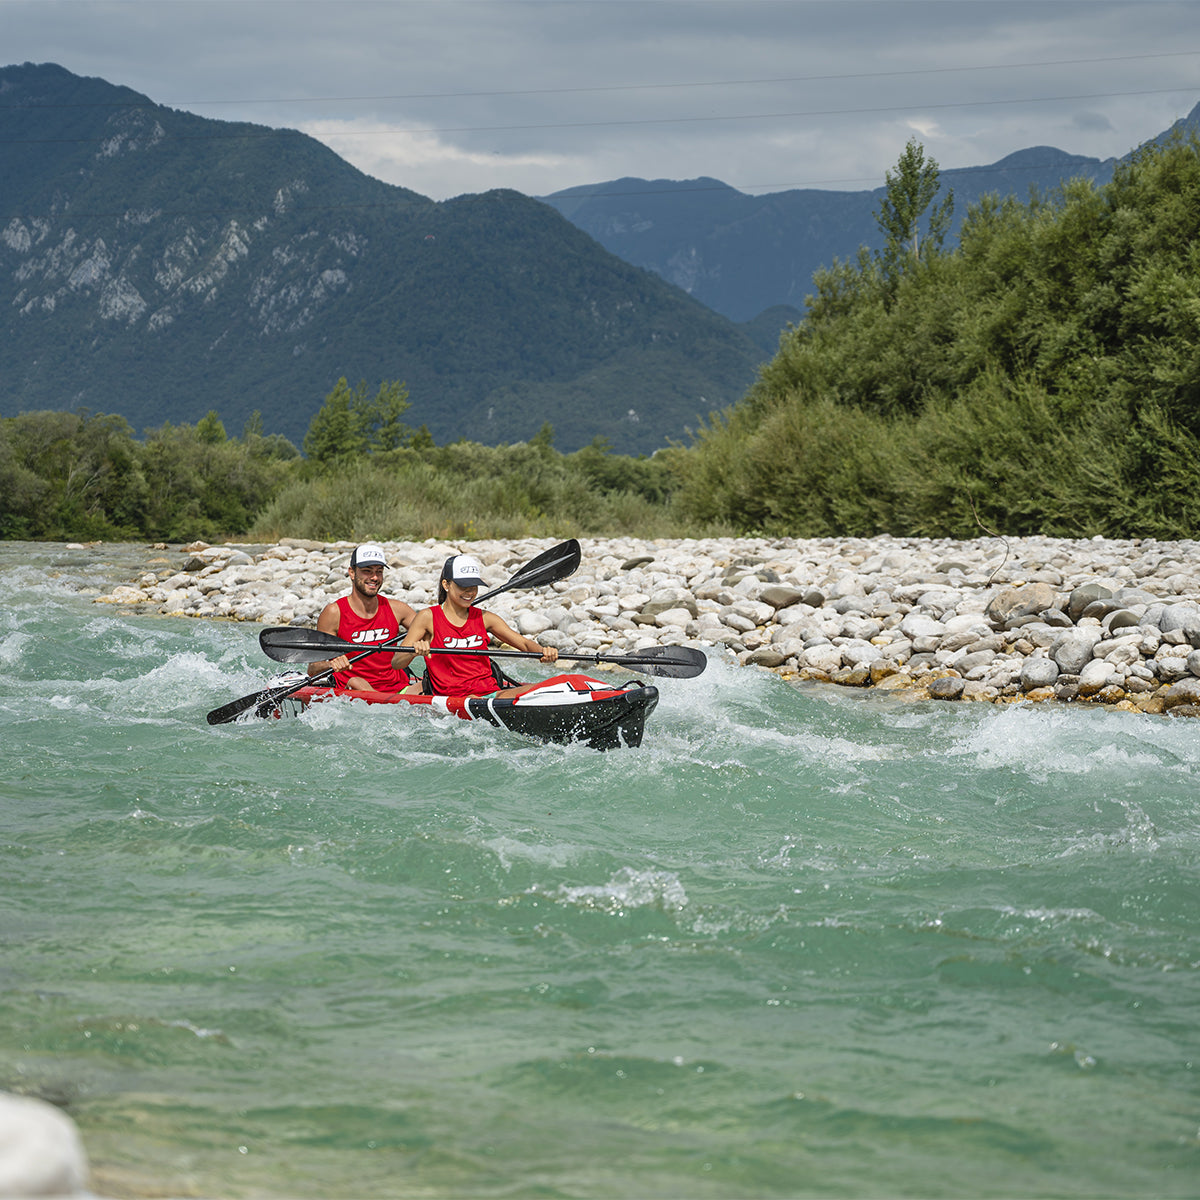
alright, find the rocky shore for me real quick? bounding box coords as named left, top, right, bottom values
left=94, top=533, right=1200, bottom=715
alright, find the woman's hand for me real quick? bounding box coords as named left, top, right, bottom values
left=391, top=634, right=429, bottom=672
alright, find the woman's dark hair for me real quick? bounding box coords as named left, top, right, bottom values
left=437, top=555, right=455, bottom=604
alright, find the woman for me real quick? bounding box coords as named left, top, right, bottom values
left=398, top=553, right=558, bottom=697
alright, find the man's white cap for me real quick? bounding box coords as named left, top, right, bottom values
left=350, top=543, right=388, bottom=568
left=447, top=553, right=484, bottom=586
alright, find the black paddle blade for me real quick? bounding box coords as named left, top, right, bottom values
left=612, top=645, right=707, bottom=678
left=478, top=539, right=580, bottom=602
left=259, top=627, right=355, bottom=662
left=206, top=688, right=274, bottom=724
left=207, top=669, right=324, bottom=724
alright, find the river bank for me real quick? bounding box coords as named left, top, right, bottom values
left=90, top=532, right=1200, bottom=715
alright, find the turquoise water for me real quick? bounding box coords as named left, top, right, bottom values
left=2, top=543, right=1198, bottom=1199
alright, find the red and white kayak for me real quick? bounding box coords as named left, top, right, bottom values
left=264, top=673, right=659, bottom=750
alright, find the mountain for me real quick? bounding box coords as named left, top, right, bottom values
left=542, top=105, right=1200, bottom=324
left=0, top=63, right=765, bottom=454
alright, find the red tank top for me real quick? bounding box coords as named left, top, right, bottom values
left=334, top=596, right=410, bottom=691
left=426, top=605, right=498, bottom=696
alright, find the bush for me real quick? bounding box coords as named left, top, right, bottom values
left=671, top=133, right=1200, bottom=538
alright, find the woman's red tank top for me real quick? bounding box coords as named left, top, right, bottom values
left=426, top=605, right=499, bottom=696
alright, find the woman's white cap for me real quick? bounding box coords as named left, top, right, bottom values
left=447, top=554, right=484, bottom=585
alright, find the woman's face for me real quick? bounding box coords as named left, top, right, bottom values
left=445, top=578, right=478, bottom=605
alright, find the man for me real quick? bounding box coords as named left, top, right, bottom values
left=307, top=542, right=420, bottom=693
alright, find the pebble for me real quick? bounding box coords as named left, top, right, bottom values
left=95, top=533, right=1200, bottom=714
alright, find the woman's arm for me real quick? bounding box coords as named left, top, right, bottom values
left=483, top=611, right=558, bottom=663
left=385, top=598, right=421, bottom=670
left=392, top=607, right=433, bottom=671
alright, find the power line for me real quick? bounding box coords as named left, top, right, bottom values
left=303, top=87, right=1199, bottom=136
left=4, top=50, right=1199, bottom=110
left=158, top=48, right=1200, bottom=106
left=2, top=85, right=1194, bottom=145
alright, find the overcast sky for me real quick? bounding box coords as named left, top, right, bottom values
left=5, top=0, right=1200, bottom=200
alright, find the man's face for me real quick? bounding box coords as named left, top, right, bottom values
left=351, top=565, right=385, bottom=596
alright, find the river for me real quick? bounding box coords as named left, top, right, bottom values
left=2, top=542, right=1197, bottom=1198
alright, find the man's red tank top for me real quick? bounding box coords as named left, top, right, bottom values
left=426, top=605, right=499, bottom=696
left=334, top=596, right=410, bottom=691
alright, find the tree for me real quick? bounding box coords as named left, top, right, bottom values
left=370, top=380, right=412, bottom=452
left=875, top=138, right=954, bottom=284
left=303, top=379, right=367, bottom=462
left=241, top=410, right=265, bottom=440
left=196, top=410, right=228, bottom=444
left=409, top=424, right=436, bottom=451
left=303, top=378, right=413, bottom=463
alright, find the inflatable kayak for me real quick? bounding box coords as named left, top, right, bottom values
left=262, top=672, right=659, bottom=750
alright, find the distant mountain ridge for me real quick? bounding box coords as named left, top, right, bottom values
left=0, top=62, right=764, bottom=454
left=6, top=61, right=1197, bottom=455
left=542, top=104, right=1200, bottom=323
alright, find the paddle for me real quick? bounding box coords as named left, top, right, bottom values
left=476, top=538, right=580, bottom=604
left=259, top=627, right=707, bottom=679
left=205, top=539, right=582, bottom=725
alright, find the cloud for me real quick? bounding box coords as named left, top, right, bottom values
left=906, top=119, right=946, bottom=142
left=1073, top=110, right=1116, bottom=134
left=301, top=119, right=576, bottom=199
left=4, top=0, right=1198, bottom=200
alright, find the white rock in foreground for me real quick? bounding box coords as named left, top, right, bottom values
left=0, top=1094, right=89, bottom=1197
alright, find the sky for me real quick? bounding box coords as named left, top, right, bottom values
left=4, top=0, right=1200, bottom=201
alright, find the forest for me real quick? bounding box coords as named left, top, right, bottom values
left=0, top=383, right=688, bottom=544
left=4, top=132, right=1199, bottom=545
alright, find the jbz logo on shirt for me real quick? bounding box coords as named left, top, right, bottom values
left=351, top=628, right=393, bottom=644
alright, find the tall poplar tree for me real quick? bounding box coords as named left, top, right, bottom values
left=875, top=138, right=954, bottom=286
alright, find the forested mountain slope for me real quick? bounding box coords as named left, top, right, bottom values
left=0, top=63, right=763, bottom=454
left=670, top=133, right=1200, bottom=540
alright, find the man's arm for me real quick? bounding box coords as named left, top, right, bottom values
left=386, top=597, right=418, bottom=630
left=308, top=602, right=351, bottom=677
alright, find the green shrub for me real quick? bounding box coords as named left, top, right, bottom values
left=672, top=133, right=1200, bottom=539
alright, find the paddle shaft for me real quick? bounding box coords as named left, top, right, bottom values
left=418, top=646, right=696, bottom=674
left=258, top=627, right=705, bottom=678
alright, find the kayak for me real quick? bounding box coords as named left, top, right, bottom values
left=261, top=672, right=659, bottom=750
